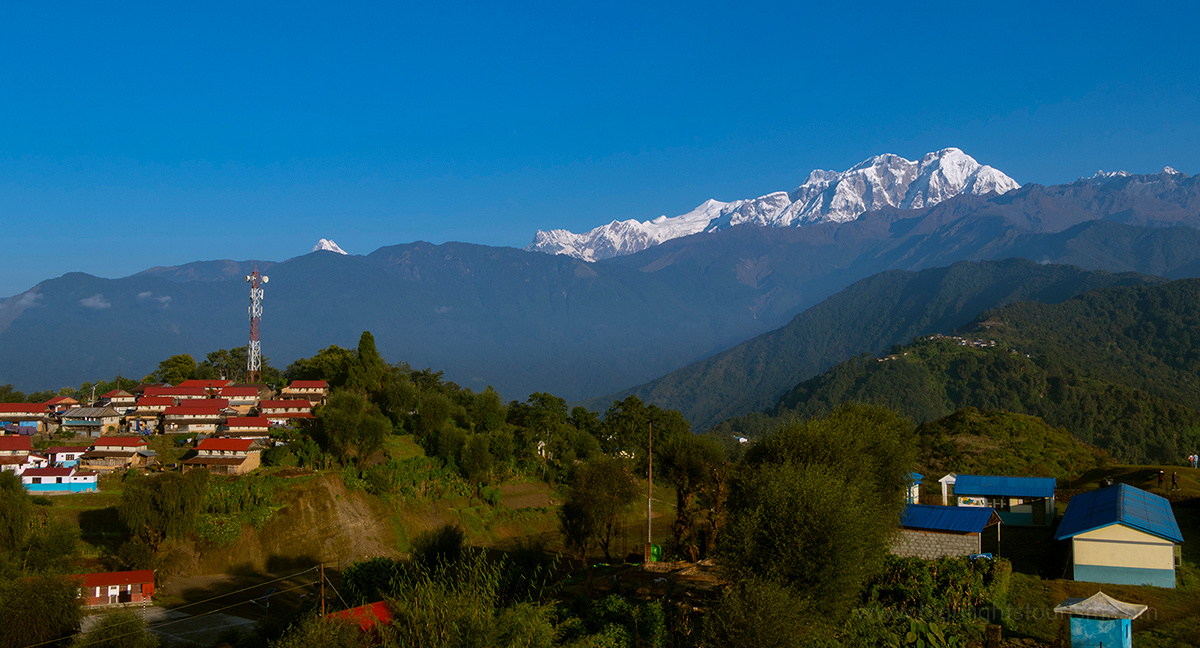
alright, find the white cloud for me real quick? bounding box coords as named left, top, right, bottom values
left=137, top=291, right=153, bottom=300
left=80, top=294, right=111, bottom=309
left=15, top=291, right=41, bottom=307
left=157, top=295, right=172, bottom=306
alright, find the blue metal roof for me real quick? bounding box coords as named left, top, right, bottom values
left=1055, top=483, right=1183, bottom=543
left=953, top=474, right=1056, bottom=498
left=901, top=504, right=1000, bottom=534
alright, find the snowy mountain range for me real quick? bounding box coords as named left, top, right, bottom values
left=527, top=148, right=1020, bottom=261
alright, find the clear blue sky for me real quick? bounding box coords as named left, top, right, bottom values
left=3, top=1, right=1198, bottom=297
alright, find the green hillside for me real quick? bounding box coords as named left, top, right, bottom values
left=587, top=259, right=1164, bottom=429
left=713, top=279, right=1200, bottom=464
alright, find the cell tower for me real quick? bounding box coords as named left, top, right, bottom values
left=245, top=266, right=269, bottom=383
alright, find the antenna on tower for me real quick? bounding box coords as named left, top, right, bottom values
left=245, top=267, right=269, bottom=383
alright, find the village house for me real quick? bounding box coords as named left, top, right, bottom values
left=44, top=446, right=88, bottom=467
left=182, top=437, right=261, bottom=475
left=179, top=379, right=234, bottom=389
left=0, top=402, right=56, bottom=435
left=44, top=396, right=81, bottom=413
left=128, top=396, right=174, bottom=433
left=221, top=416, right=273, bottom=443
left=259, top=399, right=314, bottom=424
left=58, top=406, right=123, bottom=437
left=1055, top=483, right=1183, bottom=588
left=943, top=474, right=1056, bottom=526
left=21, top=467, right=98, bottom=493
left=892, top=504, right=1002, bottom=559
left=0, top=436, right=48, bottom=474
left=217, top=386, right=261, bottom=414
left=143, top=385, right=209, bottom=400
left=280, top=380, right=329, bottom=405
left=99, top=389, right=138, bottom=410
left=80, top=437, right=155, bottom=472
left=162, top=400, right=228, bottom=434
left=77, top=570, right=155, bottom=608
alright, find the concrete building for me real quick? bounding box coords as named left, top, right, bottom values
left=59, top=406, right=122, bottom=437
left=22, top=467, right=98, bottom=493
left=892, top=504, right=1001, bottom=560
left=0, top=402, right=55, bottom=435
left=259, top=399, right=314, bottom=425
left=1055, top=483, right=1183, bottom=588
left=949, top=474, right=1056, bottom=526
left=44, top=446, right=88, bottom=467
left=280, top=380, right=329, bottom=405
left=77, top=570, right=155, bottom=608
left=162, top=401, right=228, bottom=434
left=80, top=437, right=156, bottom=472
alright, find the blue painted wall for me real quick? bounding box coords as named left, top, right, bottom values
left=25, top=483, right=96, bottom=493
left=1074, top=563, right=1175, bottom=588
left=1070, top=616, right=1130, bottom=648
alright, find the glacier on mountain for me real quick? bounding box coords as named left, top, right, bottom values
left=313, top=239, right=349, bottom=255
left=528, top=148, right=1020, bottom=261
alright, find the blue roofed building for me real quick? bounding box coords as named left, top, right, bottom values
left=1055, top=483, right=1183, bottom=588
left=952, top=474, right=1056, bottom=526
left=892, top=504, right=1002, bottom=559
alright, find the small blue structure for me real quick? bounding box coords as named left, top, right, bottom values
left=907, top=472, right=923, bottom=504
left=1056, top=483, right=1183, bottom=588
left=953, top=474, right=1056, bottom=526
left=893, top=504, right=1002, bottom=559
left=901, top=504, right=1000, bottom=534
left=1054, top=591, right=1146, bottom=648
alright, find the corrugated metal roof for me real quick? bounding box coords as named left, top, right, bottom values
left=900, top=504, right=1000, bottom=534
left=953, top=474, right=1056, bottom=498
left=1055, top=483, right=1183, bottom=543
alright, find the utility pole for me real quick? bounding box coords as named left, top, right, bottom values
left=645, top=422, right=652, bottom=563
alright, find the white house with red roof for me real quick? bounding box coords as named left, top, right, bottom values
left=77, top=570, right=155, bottom=608
left=100, top=390, right=137, bottom=410
left=259, top=399, right=314, bottom=424
left=127, top=396, right=173, bottom=434
left=0, top=402, right=56, bottom=434
left=222, top=416, right=272, bottom=438
left=22, top=467, right=98, bottom=493
left=81, top=437, right=155, bottom=472
left=218, top=386, right=261, bottom=413
left=179, top=379, right=235, bottom=389
left=280, top=380, right=329, bottom=405
left=0, top=436, right=48, bottom=474
left=163, top=400, right=229, bottom=434
left=144, top=385, right=209, bottom=400
left=45, top=446, right=89, bottom=467
left=44, top=396, right=81, bottom=413
left=183, top=437, right=261, bottom=475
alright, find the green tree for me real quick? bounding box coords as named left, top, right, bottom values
left=660, top=434, right=726, bottom=561
left=118, top=470, right=211, bottom=548
left=315, top=389, right=391, bottom=464
left=71, top=609, right=160, bottom=648
left=0, top=575, right=83, bottom=648
left=0, top=472, right=31, bottom=556
left=346, top=331, right=388, bottom=394
left=702, top=579, right=814, bottom=648
left=285, top=345, right=355, bottom=386
left=149, top=354, right=197, bottom=385
left=719, top=404, right=916, bottom=616
left=558, top=456, right=640, bottom=562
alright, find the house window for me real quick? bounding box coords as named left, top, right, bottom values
left=56, top=477, right=63, bottom=484
left=31, top=478, right=40, bottom=484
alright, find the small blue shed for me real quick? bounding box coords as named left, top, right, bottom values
left=893, top=504, right=1002, bottom=559
left=1056, top=484, right=1183, bottom=588
left=1054, top=591, right=1146, bottom=648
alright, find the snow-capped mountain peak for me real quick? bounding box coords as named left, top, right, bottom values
left=527, top=148, right=1019, bottom=261
left=313, top=239, right=348, bottom=255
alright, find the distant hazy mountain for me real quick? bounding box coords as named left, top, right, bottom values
left=2, top=169, right=1199, bottom=402
left=584, top=259, right=1165, bottom=429
left=528, top=148, right=1019, bottom=261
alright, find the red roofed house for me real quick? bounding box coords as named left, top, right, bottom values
left=222, top=417, right=272, bottom=439
left=218, top=386, right=261, bottom=413
left=259, top=400, right=314, bottom=424
left=327, top=601, right=393, bottom=639
left=179, top=379, right=234, bottom=389
left=44, top=396, right=81, bottom=413
left=163, top=400, right=229, bottom=434
left=45, top=446, right=88, bottom=467
left=81, top=437, right=155, bottom=472
left=128, top=396, right=174, bottom=433
left=100, top=390, right=138, bottom=409
left=22, top=467, right=98, bottom=493
left=0, top=402, right=56, bottom=435
left=77, top=570, right=155, bottom=608
left=144, top=385, right=209, bottom=400
left=182, top=437, right=261, bottom=475
left=281, top=380, right=329, bottom=406
left=0, top=435, right=45, bottom=474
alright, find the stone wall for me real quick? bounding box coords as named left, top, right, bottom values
left=892, top=529, right=979, bottom=560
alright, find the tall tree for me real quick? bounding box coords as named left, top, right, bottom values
left=346, top=331, right=388, bottom=394
left=558, top=456, right=639, bottom=562
left=148, top=354, right=197, bottom=385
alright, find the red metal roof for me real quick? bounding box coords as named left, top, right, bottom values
left=101, top=390, right=133, bottom=398
left=44, top=396, right=79, bottom=406
left=179, top=379, right=234, bottom=388
left=265, top=412, right=314, bottom=419
left=327, top=601, right=393, bottom=632
left=79, top=570, right=155, bottom=589
left=23, top=467, right=75, bottom=477
left=0, top=436, right=33, bottom=451
left=163, top=401, right=227, bottom=416
left=0, top=403, right=50, bottom=414
left=287, top=380, right=328, bottom=389
left=92, top=437, right=147, bottom=448
left=145, top=386, right=208, bottom=397
left=196, top=438, right=254, bottom=452
left=218, top=387, right=259, bottom=397
left=45, top=446, right=88, bottom=455
left=225, top=417, right=271, bottom=428
left=260, top=400, right=311, bottom=409
left=136, top=396, right=175, bottom=407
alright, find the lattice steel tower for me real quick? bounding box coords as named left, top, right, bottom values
left=245, top=267, right=269, bottom=383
